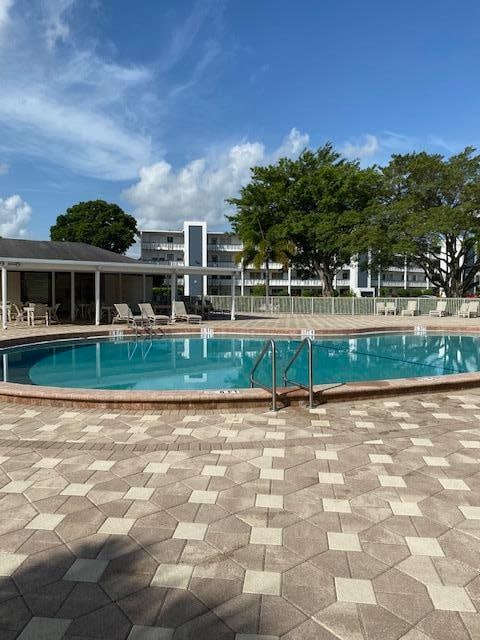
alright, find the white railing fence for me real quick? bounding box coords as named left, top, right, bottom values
left=207, top=295, right=474, bottom=316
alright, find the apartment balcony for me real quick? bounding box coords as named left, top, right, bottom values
left=290, top=279, right=323, bottom=287
left=207, top=244, right=243, bottom=252
left=334, top=278, right=351, bottom=287
left=143, top=243, right=184, bottom=251
left=208, top=261, right=236, bottom=268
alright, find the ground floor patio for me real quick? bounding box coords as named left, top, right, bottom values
left=0, top=316, right=480, bottom=638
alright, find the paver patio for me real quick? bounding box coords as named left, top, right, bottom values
left=0, top=317, right=480, bottom=637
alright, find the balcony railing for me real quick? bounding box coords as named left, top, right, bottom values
left=207, top=244, right=243, bottom=251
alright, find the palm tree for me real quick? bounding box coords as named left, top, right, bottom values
left=235, top=234, right=292, bottom=309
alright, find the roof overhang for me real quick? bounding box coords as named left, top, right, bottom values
left=0, top=257, right=240, bottom=277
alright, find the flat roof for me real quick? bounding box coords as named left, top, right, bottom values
left=0, top=256, right=240, bottom=276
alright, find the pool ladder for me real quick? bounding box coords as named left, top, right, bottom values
left=250, top=337, right=314, bottom=411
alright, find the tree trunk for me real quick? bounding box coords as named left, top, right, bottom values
left=265, top=260, right=270, bottom=309
left=320, top=270, right=335, bottom=297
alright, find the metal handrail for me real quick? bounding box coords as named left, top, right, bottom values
left=283, top=337, right=314, bottom=408
left=250, top=338, right=278, bottom=411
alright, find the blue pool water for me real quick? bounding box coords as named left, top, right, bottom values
left=0, top=333, right=479, bottom=391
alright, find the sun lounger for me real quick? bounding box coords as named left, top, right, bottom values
left=401, top=300, right=418, bottom=316
left=429, top=301, right=448, bottom=317
left=172, top=300, right=201, bottom=323
left=139, top=302, right=169, bottom=325
left=113, top=303, right=142, bottom=326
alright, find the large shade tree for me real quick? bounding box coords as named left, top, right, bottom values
left=364, top=147, right=480, bottom=297
left=285, top=146, right=381, bottom=296
left=50, top=200, right=138, bottom=254
left=228, top=144, right=380, bottom=296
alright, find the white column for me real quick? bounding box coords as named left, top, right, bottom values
left=1, top=267, right=7, bottom=330
left=70, top=272, right=75, bottom=321
left=240, top=270, right=245, bottom=296
left=171, top=273, right=177, bottom=321
left=403, top=257, right=408, bottom=289
left=142, top=274, right=146, bottom=301
left=230, top=274, right=236, bottom=320
left=95, top=270, right=100, bottom=326
left=51, top=272, right=56, bottom=307
left=287, top=267, right=292, bottom=296
left=2, top=353, right=8, bottom=382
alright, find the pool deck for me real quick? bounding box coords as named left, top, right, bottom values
left=2, top=311, right=480, bottom=340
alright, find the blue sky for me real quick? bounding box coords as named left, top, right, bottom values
left=0, top=0, right=480, bottom=248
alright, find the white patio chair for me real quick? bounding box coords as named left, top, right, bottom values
left=138, top=302, right=169, bottom=325
left=385, top=301, right=397, bottom=315
left=401, top=300, right=418, bottom=316
left=31, top=303, right=49, bottom=325
left=112, top=303, right=142, bottom=326
left=429, top=301, right=448, bottom=317
left=468, top=301, right=479, bottom=317
left=12, top=303, right=27, bottom=323
left=457, top=302, right=470, bottom=318
left=375, top=302, right=386, bottom=315
left=172, top=300, right=202, bottom=323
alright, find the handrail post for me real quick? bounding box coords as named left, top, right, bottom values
left=283, top=337, right=315, bottom=408
left=307, top=338, right=313, bottom=408
left=271, top=340, right=277, bottom=412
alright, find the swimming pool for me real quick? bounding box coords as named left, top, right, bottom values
left=1, top=332, right=480, bottom=391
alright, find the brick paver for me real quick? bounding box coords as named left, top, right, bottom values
left=0, top=390, right=479, bottom=638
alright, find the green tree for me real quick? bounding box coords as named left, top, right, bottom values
left=228, top=144, right=381, bottom=297
left=227, top=163, right=293, bottom=304
left=285, top=146, right=381, bottom=296
left=50, top=200, right=138, bottom=254
left=364, top=148, right=480, bottom=297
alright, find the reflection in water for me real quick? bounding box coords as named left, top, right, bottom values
left=0, top=333, right=479, bottom=391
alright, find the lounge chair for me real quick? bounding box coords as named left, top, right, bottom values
left=457, top=302, right=470, bottom=318
left=376, top=302, right=386, bottom=315
left=138, top=302, right=169, bottom=325
left=172, top=300, right=202, bottom=323
left=429, top=301, right=448, bottom=317
left=385, top=301, right=397, bottom=315
left=401, top=300, right=418, bottom=316
left=467, top=301, right=479, bottom=318
left=113, top=303, right=142, bottom=326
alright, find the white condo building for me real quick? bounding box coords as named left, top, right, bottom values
left=140, top=221, right=430, bottom=297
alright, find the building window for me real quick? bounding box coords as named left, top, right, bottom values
left=167, top=236, right=173, bottom=244
left=211, top=237, right=217, bottom=245
left=211, top=255, right=218, bottom=262
left=167, top=253, right=174, bottom=261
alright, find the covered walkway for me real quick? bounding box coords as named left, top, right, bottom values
left=0, top=238, right=240, bottom=329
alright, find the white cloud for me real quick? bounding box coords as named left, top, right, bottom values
left=0, top=1, right=223, bottom=182
left=342, top=134, right=380, bottom=160
left=125, top=128, right=309, bottom=230
left=43, top=0, right=74, bottom=50
left=0, top=0, right=12, bottom=30
left=0, top=194, right=31, bottom=237
left=0, top=163, right=8, bottom=175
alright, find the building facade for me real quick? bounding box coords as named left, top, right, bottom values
left=140, top=222, right=431, bottom=297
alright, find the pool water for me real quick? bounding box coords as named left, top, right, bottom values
left=1, top=333, right=479, bottom=391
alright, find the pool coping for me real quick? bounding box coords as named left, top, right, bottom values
left=1, top=323, right=480, bottom=409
